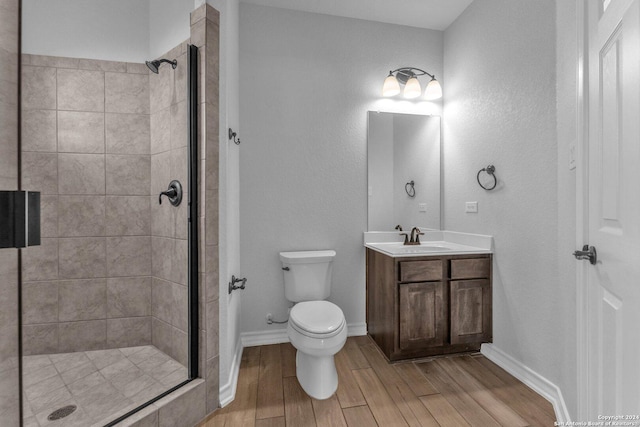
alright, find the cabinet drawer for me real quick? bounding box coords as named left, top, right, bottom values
left=399, top=260, right=442, bottom=282
left=450, top=258, right=490, bottom=279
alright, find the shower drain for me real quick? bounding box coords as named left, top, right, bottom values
left=47, top=405, right=77, bottom=421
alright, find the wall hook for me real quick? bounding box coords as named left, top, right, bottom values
left=477, top=165, right=497, bottom=190
left=228, top=275, right=247, bottom=294
left=228, top=128, right=241, bottom=145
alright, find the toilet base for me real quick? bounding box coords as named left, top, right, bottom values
left=295, top=350, right=338, bottom=400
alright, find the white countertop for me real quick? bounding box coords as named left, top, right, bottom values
left=364, top=230, right=493, bottom=257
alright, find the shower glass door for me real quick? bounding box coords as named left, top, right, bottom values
left=19, top=2, right=198, bottom=425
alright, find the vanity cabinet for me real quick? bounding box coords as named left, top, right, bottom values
left=366, top=249, right=492, bottom=361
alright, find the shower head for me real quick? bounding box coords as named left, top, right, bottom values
left=145, top=58, right=177, bottom=74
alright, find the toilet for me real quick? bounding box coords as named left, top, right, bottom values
left=280, top=250, right=347, bottom=400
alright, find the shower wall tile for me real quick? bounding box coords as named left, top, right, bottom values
left=22, top=324, right=58, bottom=356
left=58, top=153, right=105, bottom=194
left=171, top=328, right=188, bottom=367
left=173, top=54, right=187, bottom=104
left=58, top=195, right=105, bottom=237
left=22, top=282, right=58, bottom=324
left=105, top=196, right=150, bottom=236
left=105, top=72, right=149, bottom=114
left=150, top=65, right=173, bottom=114
left=57, top=69, right=104, bottom=112
left=171, top=239, right=188, bottom=286
left=58, top=279, right=106, bottom=321
left=152, top=277, right=173, bottom=325
left=170, top=101, right=188, bottom=149
left=205, top=190, right=219, bottom=246
left=107, top=277, right=151, bottom=318
left=105, top=113, right=150, bottom=154
left=204, top=246, right=219, bottom=303
left=40, top=195, right=58, bottom=238
left=205, top=301, right=219, bottom=359
left=22, top=109, right=57, bottom=152
left=151, top=108, right=171, bottom=154
left=106, top=236, right=151, bottom=277
left=172, top=284, right=188, bottom=332
left=107, top=317, right=151, bottom=348
left=152, top=237, right=173, bottom=283
left=21, top=152, right=57, bottom=194
left=205, top=357, right=219, bottom=413
left=106, top=154, right=150, bottom=195
left=22, top=55, right=155, bottom=355
left=127, top=62, right=150, bottom=75
left=57, top=111, right=105, bottom=153
left=22, top=238, right=58, bottom=281
left=151, top=196, right=175, bottom=239
left=58, top=320, right=106, bottom=352
left=0, top=108, right=18, bottom=190
left=152, top=318, right=173, bottom=358
left=29, top=55, right=79, bottom=69
left=78, top=58, right=127, bottom=73
left=151, top=151, right=172, bottom=197
left=21, top=66, right=56, bottom=110
left=58, top=237, right=106, bottom=279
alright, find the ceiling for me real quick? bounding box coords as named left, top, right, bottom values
left=239, top=0, right=474, bottom=31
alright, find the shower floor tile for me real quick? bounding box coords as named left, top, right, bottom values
left=22, top=345, right=187, bottom=427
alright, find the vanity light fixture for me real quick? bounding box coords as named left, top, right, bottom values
left=382, top=67, right=442, bottom=100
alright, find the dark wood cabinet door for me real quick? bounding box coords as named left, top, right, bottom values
left=450, top=279, right=492, bottom=344
left=399, top=282, right=445, bottom=350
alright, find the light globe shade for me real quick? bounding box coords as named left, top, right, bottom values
left=382, top=74, right=400, bottom=97
left=403, top=76, right=422, bottom=99
left=424, top=78, right=443, bottom=100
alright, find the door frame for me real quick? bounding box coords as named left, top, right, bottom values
left=575, top=0, right=590, bottom=420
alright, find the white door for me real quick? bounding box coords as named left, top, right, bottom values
left=582, top=0, right=640, bottom=419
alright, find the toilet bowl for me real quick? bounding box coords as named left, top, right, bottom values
left=287, top=300, right=347, bottom=399
left=279, top=250, right=346, bottom=400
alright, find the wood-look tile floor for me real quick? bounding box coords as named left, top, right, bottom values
left=199, top=336, right=556, bottom=427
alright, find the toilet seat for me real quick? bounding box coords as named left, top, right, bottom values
left=290, top=301, right=345, bottom=339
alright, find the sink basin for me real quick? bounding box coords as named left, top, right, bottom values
left=365, top=242, right=454, bottom=256
left=394, top=245, right=452, bottom=253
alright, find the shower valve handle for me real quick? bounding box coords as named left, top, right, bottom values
left=159, top=180, right=182, bottom=206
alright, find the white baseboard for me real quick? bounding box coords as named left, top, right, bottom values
left=481, top=343, right=571, bottom=423
left=219, top=338, right=243, bottom=407
left=241, top=322, right=368, bottom=348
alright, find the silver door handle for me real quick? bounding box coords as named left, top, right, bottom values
left=573, top=245, right=597, bottom=265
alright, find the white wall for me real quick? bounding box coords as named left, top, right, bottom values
left=22, top=0, right=150, bottom=62
left=555, top=0, right=578, bottom=418
left=203, top=0, right=241, bottom=404
left=239, top=3, right=443, bottom=336
left=444, top=0, right=568, bottom=413
left=149, top=0, right=194, bottom=59
left=22, top=0, right=194, bottom=63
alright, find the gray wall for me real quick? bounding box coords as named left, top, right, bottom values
left=0, top=0, right=21, bottom=424
left=443, top=0, right=567, bottom=413
left=239, top=3, right=443, bottom=334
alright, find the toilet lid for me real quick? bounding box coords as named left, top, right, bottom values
left=290, top=301, right=345, bottom=338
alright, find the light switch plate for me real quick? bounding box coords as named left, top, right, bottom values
left=465, top=201, right=478, bottom=213
left=418, top=203, right=427, bottom=212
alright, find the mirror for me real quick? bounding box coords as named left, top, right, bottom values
left=367, top=112, right=441, bottom=231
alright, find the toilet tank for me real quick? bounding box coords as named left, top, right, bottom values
left=280, top=250, right=336, bottom=302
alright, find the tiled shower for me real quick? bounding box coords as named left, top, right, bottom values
left=9, top=4, right=222, bottom=426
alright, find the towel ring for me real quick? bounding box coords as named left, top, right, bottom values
left=477, top=165, right=497, bottom=190
left=405, top=180, right=415, bottom=197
